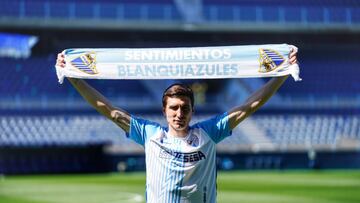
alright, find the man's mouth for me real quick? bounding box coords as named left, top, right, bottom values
left=174, top=120, right=184, bottom=125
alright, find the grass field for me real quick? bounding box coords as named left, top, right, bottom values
left=1, top=170, right=360, bottom=203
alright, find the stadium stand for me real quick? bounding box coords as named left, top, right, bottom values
left=280, top=48, right=360, bottom=95
left=2, top=114, right=358, bottom=151
left=1, top=45, right=359, bottom=110
left=0, top=0, right=359, bottom=31
left=0, top=56, right=154, bottom=110
left=254, top=115, right=360, bottom=148
left=0, top=0, right=359, bottom=173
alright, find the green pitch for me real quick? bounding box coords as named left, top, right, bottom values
left=1, top=170, right=360, bottom=203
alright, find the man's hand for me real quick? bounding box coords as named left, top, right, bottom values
left=289, top=48, right=298, bottom=65
left=56, top=52, right=66, bottom=68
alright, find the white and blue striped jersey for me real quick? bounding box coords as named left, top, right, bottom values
left=127, top=112, right=231, bottom=203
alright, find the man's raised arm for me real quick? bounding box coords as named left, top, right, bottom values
left=227, top=75, right=288, bottom=130
left=227, top=48, right=298, bottom=130
left=56, top=53, right=130, bottom=133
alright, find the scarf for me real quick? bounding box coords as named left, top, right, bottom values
left=56, top=44, right=301, bottom=84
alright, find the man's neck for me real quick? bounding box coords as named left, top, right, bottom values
left=168, top=127, right=189, bottom=138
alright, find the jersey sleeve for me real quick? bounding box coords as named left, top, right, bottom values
left=196, top=112, right=232, bottom=144
left=126, top=116, right=162, bottom=146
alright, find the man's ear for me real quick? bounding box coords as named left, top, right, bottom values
left=162, top=107, right=166, bottom=116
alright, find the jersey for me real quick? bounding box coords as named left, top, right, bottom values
left=127, top=112, right=231, bottom=203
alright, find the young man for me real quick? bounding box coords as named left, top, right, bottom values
left=56, top=49, right=297, bottom=203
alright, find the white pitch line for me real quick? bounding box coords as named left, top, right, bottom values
left=106, top=192, right=143, bottom=203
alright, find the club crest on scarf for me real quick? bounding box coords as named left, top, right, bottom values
left=71, top=52, right=98, bottom=74
left=258, top=48, right=285, bottom=73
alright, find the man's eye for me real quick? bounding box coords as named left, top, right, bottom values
left=182, top=107, right=190, bottom=112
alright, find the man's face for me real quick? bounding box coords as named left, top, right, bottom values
left=163, top=96, right=193, bottom=133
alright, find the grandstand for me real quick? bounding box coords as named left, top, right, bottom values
left=0, top=0, right=359, bottom=174
left=0, top=0, right=359, bottom=31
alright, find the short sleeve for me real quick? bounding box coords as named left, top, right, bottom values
left=195, top=112, right=231, bottom=144
left=127, top=116, right=162, bottom=146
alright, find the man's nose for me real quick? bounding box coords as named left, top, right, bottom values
left=176, top=108, right=184, bottom=117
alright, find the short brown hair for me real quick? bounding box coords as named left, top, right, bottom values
left=162, top=83, right=194, bottom=109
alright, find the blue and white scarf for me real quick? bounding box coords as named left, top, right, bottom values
left=56, top=44, right=301, bottom=83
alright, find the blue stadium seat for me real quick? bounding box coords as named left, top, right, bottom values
left=284, top=7, right=303, bottom=23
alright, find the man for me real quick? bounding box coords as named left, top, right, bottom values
left=56, top=49, right=297, bottom=202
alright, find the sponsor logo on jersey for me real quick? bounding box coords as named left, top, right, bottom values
left=71, top=52, right=98, bottom=74
left=169, top=151, right=206, bottom=163
left=155, top=141, right=206, bottom=163
left=259, top=48, right=285, bottom=73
